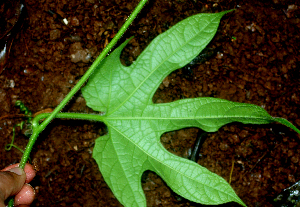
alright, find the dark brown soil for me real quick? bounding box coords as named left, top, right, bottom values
left=1, top=0, right=300, bottom=206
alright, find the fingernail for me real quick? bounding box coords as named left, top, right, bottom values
left=8, top=167, right=24, bottom=176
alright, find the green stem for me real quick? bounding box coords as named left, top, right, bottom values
left=8, top=0, right=148, bottom=206
left=36, top=0, right=148, bottom=135
left=18, top=0, right=148, bottom=168
left=19, top=112, right=105, bottom=168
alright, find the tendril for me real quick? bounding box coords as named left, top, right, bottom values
left=5, top=101, right=33, bottom=153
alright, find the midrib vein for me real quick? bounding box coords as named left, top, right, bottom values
left=106, top=15, right=219, bottom=116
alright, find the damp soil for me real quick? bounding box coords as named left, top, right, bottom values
left=1, top=0, right=300, bottom=206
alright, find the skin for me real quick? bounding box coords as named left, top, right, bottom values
left=0, top=164, right=35, bottom=207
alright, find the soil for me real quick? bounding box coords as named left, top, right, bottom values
left=0, top=0, right=300, bottom=206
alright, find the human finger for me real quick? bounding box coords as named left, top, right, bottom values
left=2, top=163, right=36, bottom=183
left=0, top=167, right=26, bottom=207
left=14, top=183, right=35, bottom=206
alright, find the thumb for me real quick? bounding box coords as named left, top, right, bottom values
left=0, top=167, right=26, bottom=206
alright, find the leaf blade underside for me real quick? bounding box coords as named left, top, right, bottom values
left=79, top=10, right=297, bottom=207
left=82, top=10, right=232, bottom=114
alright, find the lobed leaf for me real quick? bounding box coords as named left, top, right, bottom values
left=82, top=10, right=232, bottom=114
left=82, top=10, right=298, bottom=207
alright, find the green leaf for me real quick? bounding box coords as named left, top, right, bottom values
left=81, top=10, right=297, bottom=206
